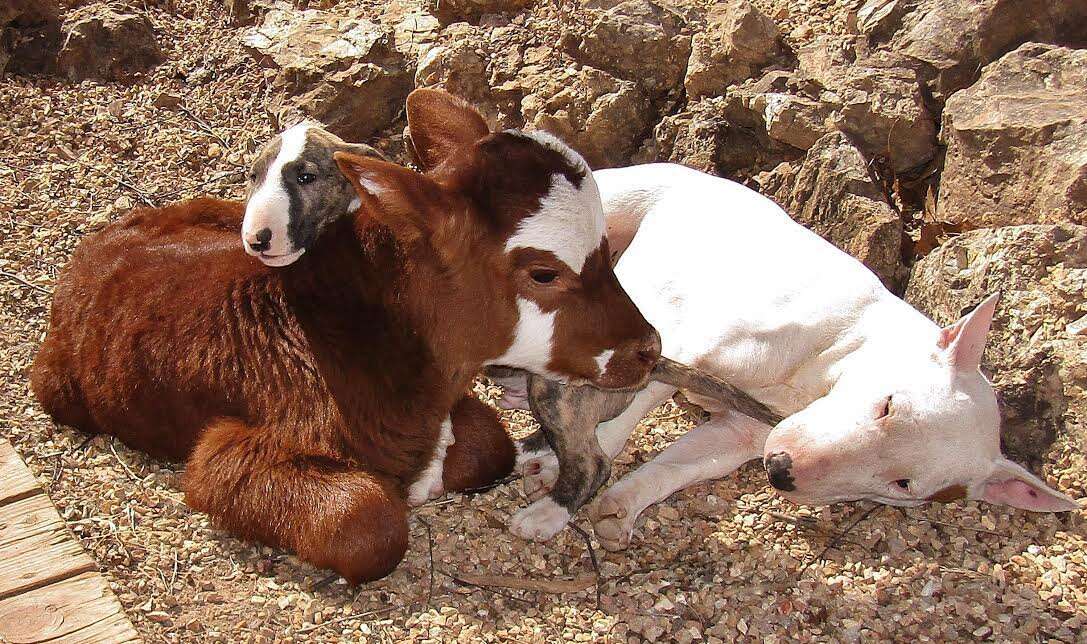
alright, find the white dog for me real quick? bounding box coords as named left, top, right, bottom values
left=509, top=163, right=1080, bottom=550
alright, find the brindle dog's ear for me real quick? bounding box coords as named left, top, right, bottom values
left=342, top=142, right=389, bottom=162
left=333, top=151, right=445, bottom=242
left=405, top=88, right=490, bottom=171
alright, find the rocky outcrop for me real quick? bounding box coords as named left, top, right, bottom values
left=906, top=224, right=1087, bottom=465
left=874, top=0, right=1087, bottom=104
left=243, top=9, right=412, bottom=141
left=428, top=0, right=534, bottom=24
left=521, top=66, right=651, bottom=168
left=760, top=132, right=906, bottom=290
left=684, top=1, right=782, bottom=100
left=566, top=0, right=690, bottom=97
left=937, top=43, right=1087, bottom=230
left=56, top=5, right=161, bottom=81
left=2, top=1, right=59, bottom=75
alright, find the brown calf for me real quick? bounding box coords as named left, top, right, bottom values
left=31, top=90, right=658, bottom=582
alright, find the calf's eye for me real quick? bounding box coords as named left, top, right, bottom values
left=297, top=173, right=317, bottom=185
left=529, top=269, right=559, bottom=284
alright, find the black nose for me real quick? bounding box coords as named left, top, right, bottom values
left=248, top=227, right=272, bottom=253
left=764, top=452, right=796, bottom=492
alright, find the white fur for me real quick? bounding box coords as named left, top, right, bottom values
left=522, top=163, right=1078, bottom=545
left=486, top=298, right=557, bottom=375
left=510, top=497, right=571, bottom=542
left=243, top=123, right=311, bottom=264
left=503, top=174, right=605, bottom=273
left=593, top=349, right=615, bottom=377
left=407, top=416, right=455, bottom=506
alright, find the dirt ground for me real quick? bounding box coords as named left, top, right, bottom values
left=1, top=1, right=1085, bottom=642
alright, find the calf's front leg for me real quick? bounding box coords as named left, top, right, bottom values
left=184, top=419, right=409, bottom=584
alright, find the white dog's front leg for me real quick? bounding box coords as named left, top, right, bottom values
left=407, top=417, right=455, bottom=506
left=591, top=411, right=770, bottom=551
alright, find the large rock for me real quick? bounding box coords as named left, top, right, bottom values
left=760, top=132, right=906, bottom=290
left=879, top=0, right=1087, bottom=104
left=797, top=37, right=937, bottom=172
left=1, top=0, right=59, bottom=75
left=56, top=4, right=161, bottom=81
left=633, top=98, right=731, bottom=174
left=566, top=0, right=690, bottom=96
left=684, top=1, right=782, bottom=100
left=906, top=224, right=1087, bottom=467
left=428, top=0, right=534, bottom=24
left=723, top=71, right=834, bottom=154
left=520, top=66, right=652, bottom=168
left=938, top=44, right=1087, bottom=230
left=243, top=9, right=412, bottom=141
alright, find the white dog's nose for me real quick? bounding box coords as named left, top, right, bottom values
left=764, top=452, right=796, bottom=492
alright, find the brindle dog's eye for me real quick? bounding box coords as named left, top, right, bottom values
left=895, top=479, right=910, bottom=490
left=297, top=173, right=317, bottom=185
left=530, top=269, right=559, bottom=284
left=248, top=172, right=257, bottom=182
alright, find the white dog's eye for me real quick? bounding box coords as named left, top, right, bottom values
left=876, top=395, right=893, bottom=419
left=894, top=479, right=911, bottom=491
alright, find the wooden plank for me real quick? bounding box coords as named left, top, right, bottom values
left=0, top=571, right=139, bottom=643
left=0, top=496, right=97, bottom=600
left=0, top=493, right=65, bottom=549
left=0, top=441, right=40, bottom=507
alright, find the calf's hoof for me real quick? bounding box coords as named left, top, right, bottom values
left=510, top=498, right=571, bottom=542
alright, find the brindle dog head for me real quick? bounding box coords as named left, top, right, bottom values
left=242, top=124, right=385, bottom=266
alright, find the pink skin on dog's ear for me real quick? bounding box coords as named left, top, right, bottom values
left=978, top=458, right=1081, bottom=512
left=938, top=293, right=1000, bottom=370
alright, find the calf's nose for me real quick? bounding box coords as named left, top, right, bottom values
left=764, top=452, right=796, bottom=492
left=247, top=227, right=273, bottom=253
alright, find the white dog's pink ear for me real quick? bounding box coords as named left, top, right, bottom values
left=977, top=457, right=1081, bottom=512
left=938, top=293, right=999, bottom=369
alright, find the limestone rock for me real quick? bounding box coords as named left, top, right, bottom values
left=521, top=66, right=651, bottom=168
left=243, top=9, right=412, bottom=141
left=882, top=0, right=1087, bottom=104
left=797, top=37, right=937, bottom=172
left=906, top=224, right=1087, bottom=463
left=722, top=71, right=833, bottom=154
left=633, top=98, right=730, bottom=174
left=761, top=132, right=906, bottom=290
left=56, top=4, right=161, bottom=81
left=684, top=1, right=782, bottom=100
left=938, top=43, right=1087, bottom=230
left=1, top=0, right=59, bottom=75
left=428, top=0, right=534, bottom=24
left=567, top=0, right=690, bottom=96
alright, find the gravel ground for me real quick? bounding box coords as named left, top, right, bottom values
left=1, top=1, right=1085, bottom=641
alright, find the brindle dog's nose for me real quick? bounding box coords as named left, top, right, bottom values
left=248, top=227, right=272, bottom=253
left=764, top=452, right=796, bottom=492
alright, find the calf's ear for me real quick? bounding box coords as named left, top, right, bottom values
left=334, top=151, right=444, bottom=241
left=938, top=292, right=999, bottom=370
left=406, top=88, right=490, bottom=171
left=976, top=457, right=1081, bottom=512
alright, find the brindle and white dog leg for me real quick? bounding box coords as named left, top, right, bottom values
left=510, top=377, right=634, bottom=541
left=591, top=410, right=773, bottom=551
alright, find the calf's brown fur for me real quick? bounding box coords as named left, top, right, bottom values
left=31, top=91, right=651, bottom=582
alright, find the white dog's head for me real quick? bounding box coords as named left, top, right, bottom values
left=763, top=294, right=1080, bottom=512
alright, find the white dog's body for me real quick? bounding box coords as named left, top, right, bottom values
left=514, top=163, right=1078, bottom=549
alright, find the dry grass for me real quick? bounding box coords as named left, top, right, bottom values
left=1, top=1, right=1085, bottom=641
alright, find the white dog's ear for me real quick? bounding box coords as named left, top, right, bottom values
left=938, top=293, right=999, bottom=369
left=976, top=457, right=1080, bottom=512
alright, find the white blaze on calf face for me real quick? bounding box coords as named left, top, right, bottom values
left=491, top=131, right=609, bottom=375
left=488, top=299, right=558, bottom=375
left=242, top=122, right=311, bottom=266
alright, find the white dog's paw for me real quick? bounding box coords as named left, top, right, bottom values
left=590, top=486, right=640, bottom=551
left=520, top=452, right=560, bottom=502
left=510, top=498, right=571, bottom=542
